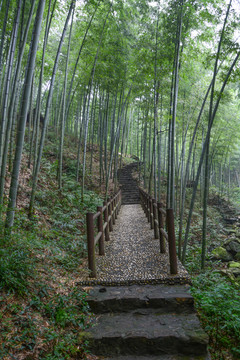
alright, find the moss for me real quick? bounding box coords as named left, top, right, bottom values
left=228, top=261, right=240, bottom=269
left=211, top=247, right=232, bottom=261
left=235, top=252, right=240, bottom=261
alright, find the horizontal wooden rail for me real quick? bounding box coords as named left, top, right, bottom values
left=139, top=187, right=178, bottom=275
left=86, top=189, right=122, bottom=277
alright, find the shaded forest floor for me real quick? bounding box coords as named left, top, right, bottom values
left=0, top=130, right=239, bottom=359
left=0, top=129, right=124, bottom=360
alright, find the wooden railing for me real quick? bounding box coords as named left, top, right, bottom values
left=86, top=190, right=122, bottom=277
left=139, top=187, right=178, bottom=274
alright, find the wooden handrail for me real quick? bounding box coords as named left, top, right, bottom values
left=86, top=189, right=122, bottom=277
left=139, top=187, right=178, bottom=275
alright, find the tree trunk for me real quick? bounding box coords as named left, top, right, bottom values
left=6, top=0, right=46, bottom=229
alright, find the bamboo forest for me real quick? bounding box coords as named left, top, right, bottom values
left=0, top=0, right=240, bottom=359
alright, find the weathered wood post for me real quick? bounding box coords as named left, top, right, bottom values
left=86, top=212, right=96, bottom=278
left=115, top=194, right=118, bottom=220
left=111, top=196, right=115, bottom=225
left=103, top=200, right=110, bottom=241
left=157, top=202, right=166, bottom=253
left=108, top=197, right=113, bottom=231
left=144, top=192, right=147, bottom=214
left=119, top=190, right=122, bottom=211
left=97, top=206, right=104, bottom=255
left=142, top=191, right=146, bottom=214
left=153, top=199, right=159, bottom=239
left=147, top=196, right=150, bottom=222
left=118, top=190, right=121, bottom=213
left=166, top=208, right=178, bottom=274
left=150, top=198, right=154, bottom=229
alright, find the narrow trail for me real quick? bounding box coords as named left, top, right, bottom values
left=80, top=163, right=210, bottom=359
left=94, top=203, right=190, bottom=285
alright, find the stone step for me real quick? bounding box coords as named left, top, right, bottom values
left=122, top=194, right=139, bottom=197
left=119, top=182, right=138, bottom=185
left=87, top=285, right=194, bottom=314
left=122, top=198, right=140, bottom=201
left=122, top=195, right=139, bottom=198
left=122, top=201, right=140, bottom=204
left=120, top=181, right=138, bottom=184
left=121, top=189, right=139, bottom=191
left=87, top=312, right=209, bottom=357
left=104, top=354, right=211, bottom=360
left=121, top=189, right=138, bottom=191
left=122, top=189, right=139, bottom=195
left=122, top=197, right=139, bottom=200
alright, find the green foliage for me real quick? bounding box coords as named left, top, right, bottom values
left=0, top=239, right=34, bottom=294
left=0, top=286, right=90, bottom=359
left=191, top=271, right=240, bottom=358
left=184, top=243, right=202, bottom=273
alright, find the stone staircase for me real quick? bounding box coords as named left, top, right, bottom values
left=118, top=162, right=140, bottom=204
left=86, top=284, right=210, bottom=359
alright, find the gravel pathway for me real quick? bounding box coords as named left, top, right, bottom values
left=78, top=204, right=191, bottom=286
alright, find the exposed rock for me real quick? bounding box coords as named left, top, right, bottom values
left=224, top=238, right=240, bottom=256
left=220, top=269, right=236, bottom=281
left=235, top=252, right=240, bottom=261
left=232, top=269, right=240, bottom=278
left=221, top=263, right=240, bottom=280
left=211, top=246, right=233, bottom=262
left=223, top=217, right=238, bottom=225
left=224, top=228, right=236, bottom=235
left=228, top=261, right=240, bottom=269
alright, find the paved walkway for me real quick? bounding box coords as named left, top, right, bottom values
left=78, top=204, right=191, bottom=286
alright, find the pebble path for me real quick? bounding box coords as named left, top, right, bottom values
left=78, top=204, right=191, bottom=286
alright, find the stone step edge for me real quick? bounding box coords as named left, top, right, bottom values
left=104, top=354, right=211, bottom=360
left=77, top=276, right=192, bottom=287
left=87, top=312, right=209, bottom=357
left=87, top=284, right=194, bottom=313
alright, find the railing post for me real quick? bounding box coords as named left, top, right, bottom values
left=141, top=191, right=145, bottom=214
left=111, top=196, right=115, bottom=225
left=114, top=196, right=117, bottom=220
left=119, top=191, right=121, bottom=211
left=157, top=202, right=166, bottom=253
left=103, top=200, right=110, bottom=241
left=108, top=197, right=113, bottom=231
left=119, top=190, right=121, bottom=213
left=166, top=209, right=178, bottom=274
left=145, top=193, right=148, bottom=215
left=147, top=196, right=150, bottom=222
left=115, top=195, right=118, bottom=219
left=86, top=213, right=96, bottom=278
left=153, top=199, right=159, bottom=239
left=97, top=206, right=104, bottom=255
left=150, top=197, right=154, bottom=229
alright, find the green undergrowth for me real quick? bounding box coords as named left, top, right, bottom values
left=191, top=271, right=240, bottom=360
left=181, top=190, right=240, bottom=360
left=0, top=284, right=90, bottom=359
left=0, top=138, right=105, bottom=358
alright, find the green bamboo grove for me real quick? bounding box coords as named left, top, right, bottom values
left=0, top=0, right=240, bottom=268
